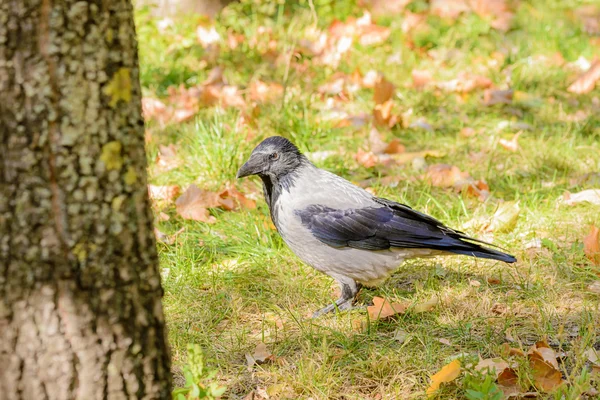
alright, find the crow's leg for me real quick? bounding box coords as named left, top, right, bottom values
left=312, top=277, right=362, bottom=318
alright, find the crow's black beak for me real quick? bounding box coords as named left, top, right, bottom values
left=236, top=155, right=263, bottom=179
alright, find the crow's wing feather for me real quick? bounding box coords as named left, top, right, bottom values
left=295, top=197, right=516, bottom=263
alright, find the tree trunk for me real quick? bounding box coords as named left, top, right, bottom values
left=0, top=0, right=172, bottom=398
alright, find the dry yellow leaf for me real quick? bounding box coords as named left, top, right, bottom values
left=426, top=359, right=461, bottom=397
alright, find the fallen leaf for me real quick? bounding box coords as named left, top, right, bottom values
left=527, top=341, right=565, bottom=392
left=584, top=226, right=600, bottom=266
left=142, top=97, right=170, bottom=123
left=148, top=185, right=180, bottom=202
left=438, top=338, right=452, bottom=346
left=497, top=368, right=521, bottom=397
left=475, top=357, right=510, bottom=379
left=368, top=128, right=405, bottom=155
left=426, top=359, right=461, bottom=397
left=392, top=328, right=409, bottom=343
left=483, top=89, right=513, bottom=106
left=175, top=184, right=219, bottom=223
left=585, top=348, right=599, bottom=365
left=413, top=296, right=439, bottom=313
left=246, top=343, right=275, bottom=368
left=156, top=144, right=181, bottom=172
left=498, top=131, right=521, bottom=152
left=218, top=184, right=256, bottom=211
left=469, top=279, right=481, bottom=287
left=435, top=73, right=493, bottom=93
left=491, top=303, right=506, bottom=315
left=367, top=296, right=408, bottom=320
left=563, top=189, right=600, bottom=205
left=355, top=148, right=379, bottom=168
left=567, top=60, right=600, bottom=94
left=373, top=100, right=403, bottom=128
left=401, top=11, right=427, bottom=33
left=358, top=24, right=391, bottom=46
left=249, top=80, right=284, bottom=103
left=412, top=69, right=433, bottom=88
left=486, top=201, right=520, bottom=233
left=425, top=164, right=470, bottom=188
left=373, top=74, right=395, bottom=105
left=430, top=0, right=470, bottom=19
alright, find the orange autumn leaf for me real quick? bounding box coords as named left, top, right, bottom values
left=367, top=296, right=408, bottom=320
left=568, top=60, right=600, bottom=94
left=426, top=359, right=461, bottom=397
left=373, top=100, right=402, bottom=128
left=412, top=69, right=433, bottom=88
left=249, top=80, right=284, bottom=103
left=156, top=144, right=181, bottom=172
left=218, top=185, right=256, bottom=211
left=425, top=164, right=470, bottom=188
left=175, top=184, right=219, bottom=223
left=584, top=225, right=600, bottom=266
left=355, top=148, right=379, bottom=168
left=373, top=74, right=395, bottom=105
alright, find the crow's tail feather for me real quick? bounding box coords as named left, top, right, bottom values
left=448, top=246, right=517, bottom=263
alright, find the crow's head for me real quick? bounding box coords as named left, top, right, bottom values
left=236, top=136, right=305, bottom=180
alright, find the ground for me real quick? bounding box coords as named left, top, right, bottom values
left=135, top=0, right=600, bottom=398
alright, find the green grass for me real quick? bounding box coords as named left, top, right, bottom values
left=137, top=0, right=600, bottom=398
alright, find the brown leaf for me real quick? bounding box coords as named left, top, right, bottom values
left=527, top=341, right=565, bottom=392
left=436, top=73, right=493, bottom=93
left=475, top=357, right=509, bottom=379
left=246, top=343, right=275, bottom=368
left=218, top=184, right=256, bottom=211
left=373, top=100, right=402, bottom=128
left=425, top=164, right=470, bottom=188
left=148, top=185, right=180, bottom=202
left=175, top=184, right=219, bottom=223
left=568, top=60, right=600, bottom=94
left=355, top=148, right=379, bottom=168
left=373, top=74, right=395, bottom=105
left=401, top=11, right=427, bottom=33
left=584, top=225, right=600, bottom=266
left=483, top=89, right=513, bottom=106
left=412, top=69, right=433, bottom=88
left=470, top=0, right=514, bottom=31
left=367, top=296, right=408, bottom=320
left=142, top=97, right=169, bottom=123
left=249, top=80, right=284, bottom=103
left=368, top=128, right=405, bottom=155
left=392, top=150, right=445, bottom=164
left=426, top=359, right=461, bottom=397
left=358, top=24, right=391, bottom=46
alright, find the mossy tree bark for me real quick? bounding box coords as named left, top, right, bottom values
left=0, top=0, right=172, bottom=398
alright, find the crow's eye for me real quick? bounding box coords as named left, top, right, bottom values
left=269, top=152, right=279, bottom=161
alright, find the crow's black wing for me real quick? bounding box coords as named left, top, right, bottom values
left=295, top=198, right=516, bottom=263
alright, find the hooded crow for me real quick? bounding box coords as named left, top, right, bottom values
left=237, top=136, right=516, bottom=317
